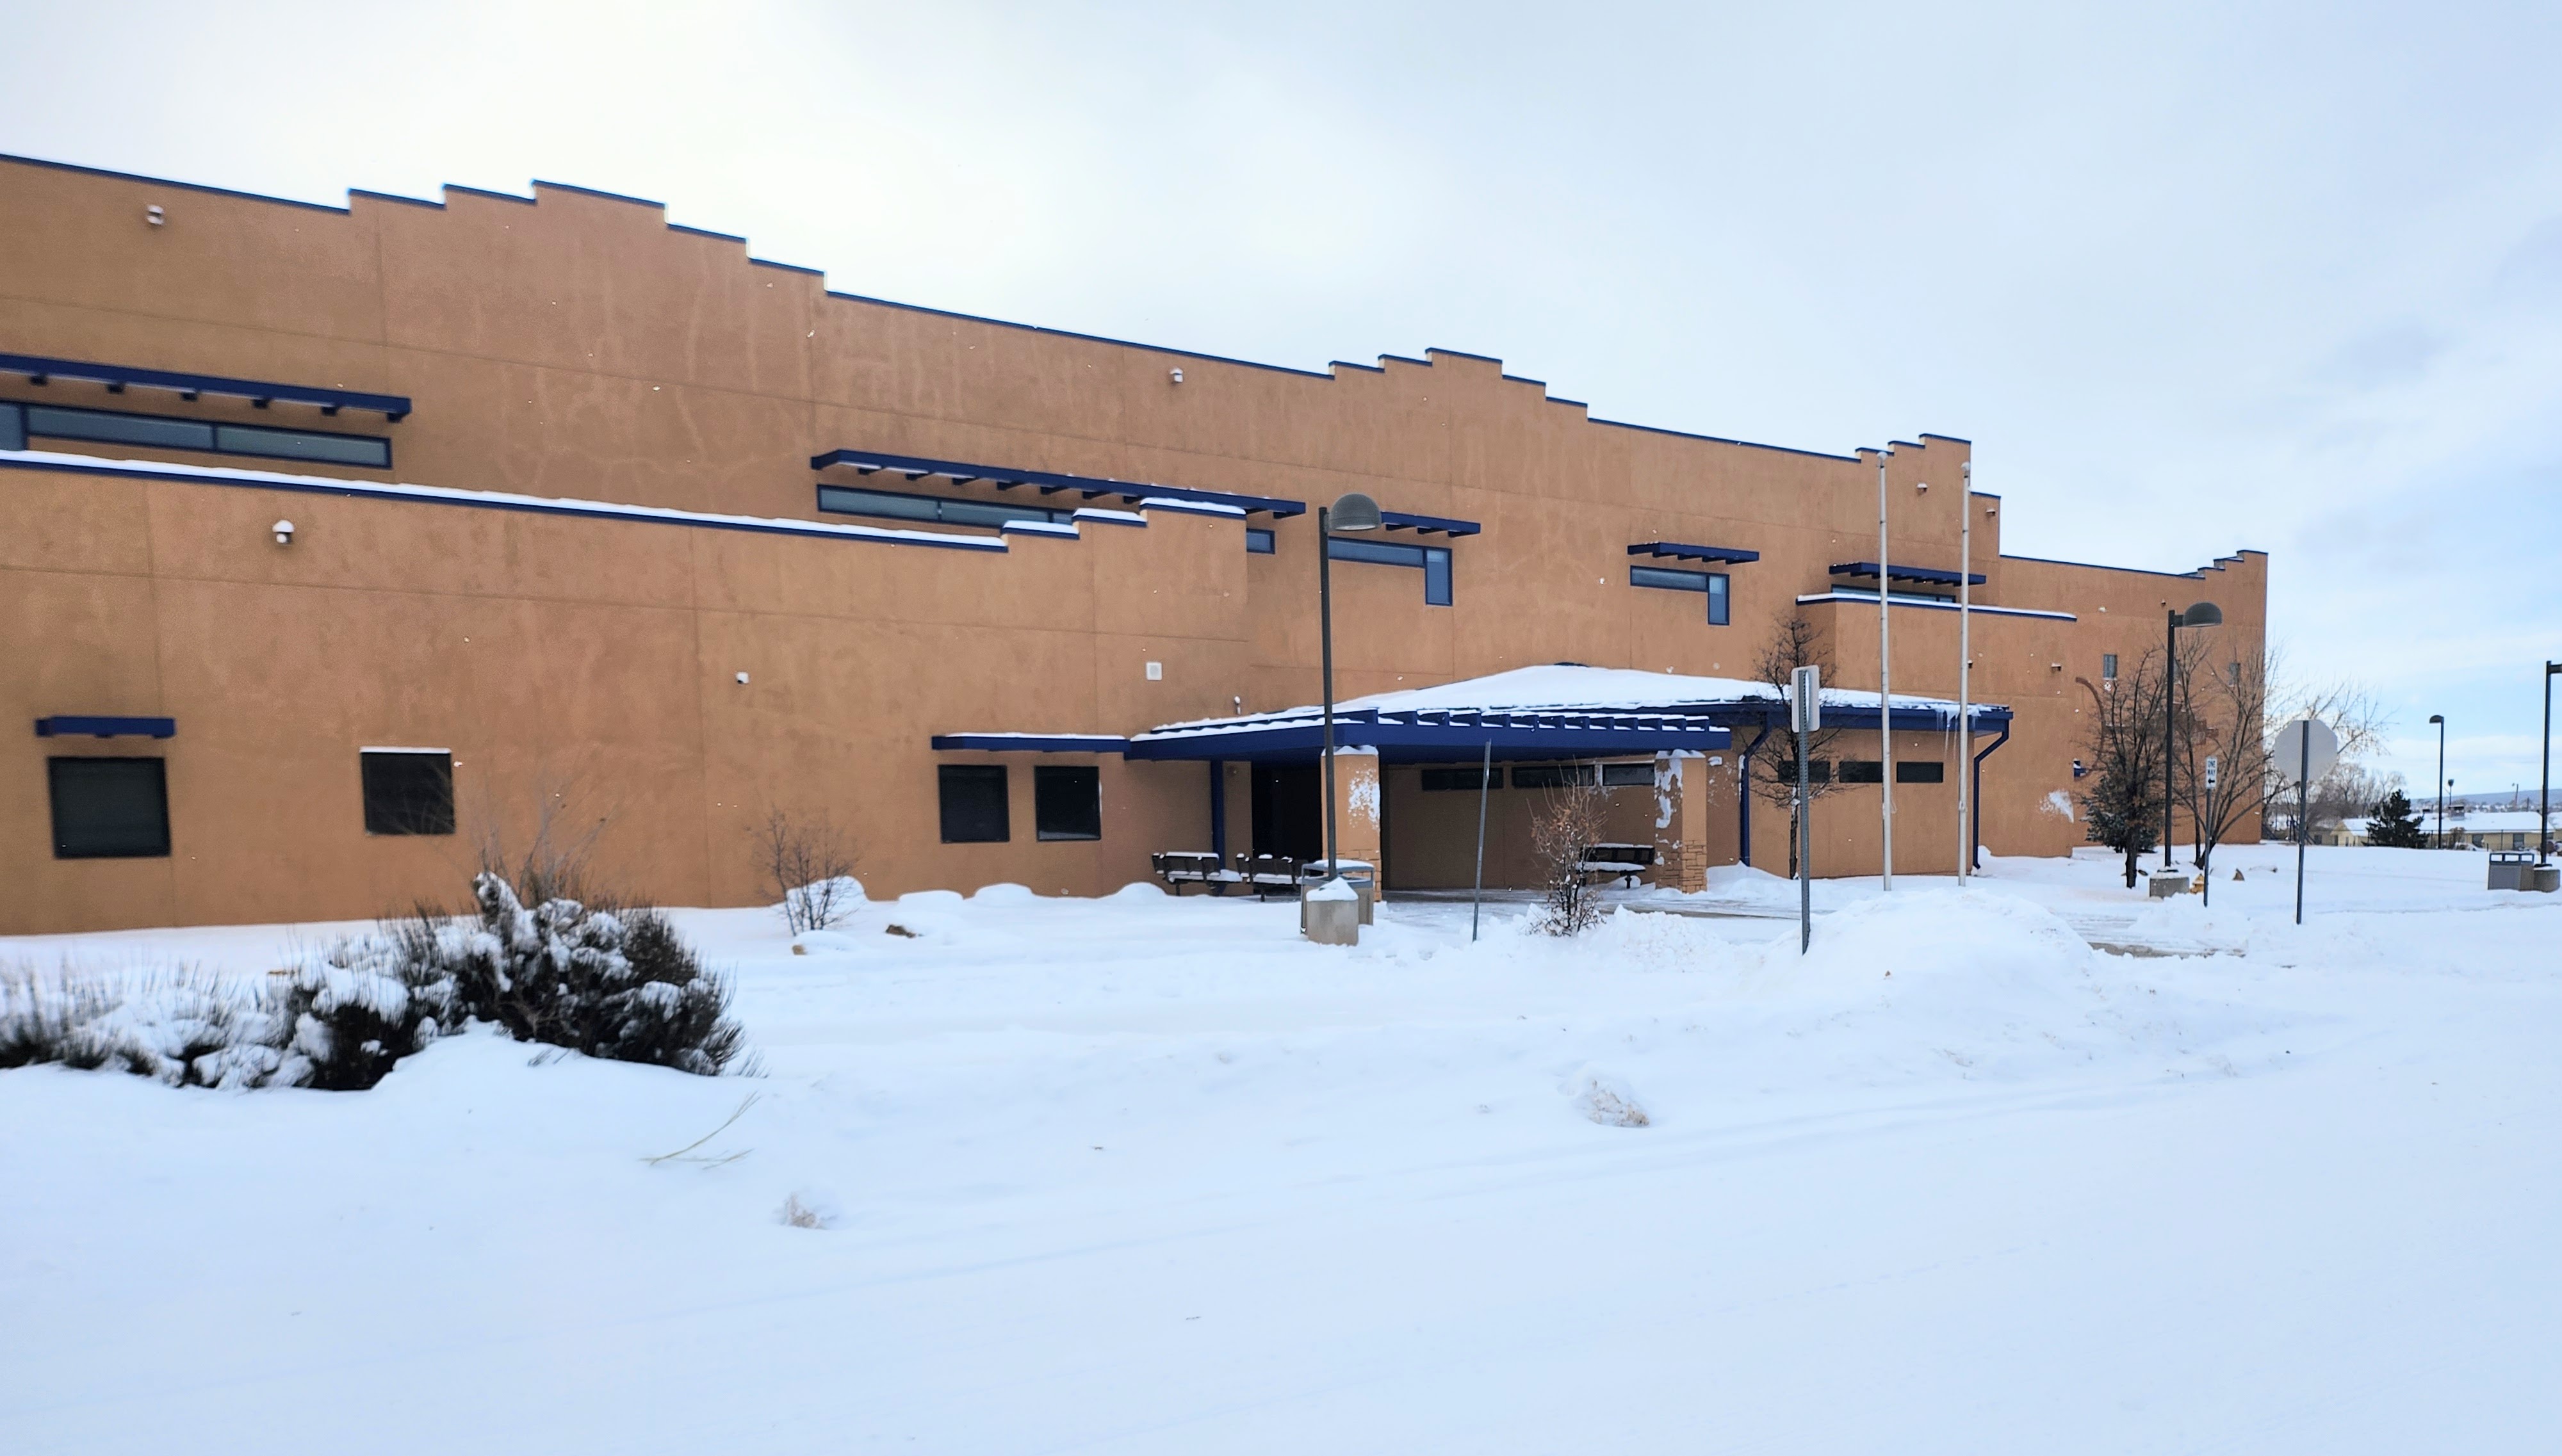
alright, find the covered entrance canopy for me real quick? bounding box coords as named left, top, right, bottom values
left=1120, top=664, right=2005, bottom=763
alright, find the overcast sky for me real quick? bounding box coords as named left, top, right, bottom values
left=6, top=1, right=2559, bottom=804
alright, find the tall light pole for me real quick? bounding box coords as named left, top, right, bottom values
left=1956, top=460, right=1971, bottom=880
left=1877, top=452, right=1893, bottom=891
left=2428, top=714, right=2445, bottom=848
left=1316, top=491, right=1382, bottom=877
left=2163, top=601, right=2222, bottom=874
left=2542, top=661, right=2559, bottom=864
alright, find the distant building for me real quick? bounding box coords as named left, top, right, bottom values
left=0, top=153, right=2269, bottom=933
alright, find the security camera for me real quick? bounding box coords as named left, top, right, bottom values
left=272, top=519, right=294, bottom=546
left=735, top=671, right=750, bottom=685
left=1169, top=368, right=1184, bottom=384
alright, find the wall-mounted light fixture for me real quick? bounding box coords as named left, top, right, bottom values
left=271, top=519, right=294, bottom=546
left=146, top=205, right=165, bottom=227
left=1169, top=368, right=1184, bottom=384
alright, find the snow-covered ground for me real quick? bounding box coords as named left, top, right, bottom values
left=5, top=845, right=2560, bottom=1453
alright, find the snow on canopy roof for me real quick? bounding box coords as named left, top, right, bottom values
left=1139, top=663, right=2005, bottom=740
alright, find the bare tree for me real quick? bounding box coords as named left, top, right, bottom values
left=2076, top=650, right=2170, bottom=889
left=1747, top=613, right=1847, bottom=878
left=752, top=809, right=859, bottom=934
left=472, top=773, right=615, bottom=909
left=1530, top=777, right=1612, bottom=936
left=2173, top=640, right=2387, bottom=877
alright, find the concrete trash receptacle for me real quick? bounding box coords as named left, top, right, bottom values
left=1298, top=861, right=1375, bottom=925
left=2147, top=872, right=2192, bottom=899
left=1301, top=877, right=1361, bottom=946
left=2488, top=852, right=2533, bottom=891
left=2531, top=865, right=2560, bottom=894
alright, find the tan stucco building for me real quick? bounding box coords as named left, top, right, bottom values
left=0, top=153, right=2268, bottom=934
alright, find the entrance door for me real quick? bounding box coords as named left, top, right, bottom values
left=1250, top=763, right=1323, bottom=861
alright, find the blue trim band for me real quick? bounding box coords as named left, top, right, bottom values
left=812, top=448, right=1305, bottom=517
left=37, top=715, right=175, bottom=740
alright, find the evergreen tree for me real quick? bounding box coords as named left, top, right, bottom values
left=2365, top=788, right=2427, bottom=848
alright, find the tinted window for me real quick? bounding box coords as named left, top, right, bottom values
left=938, top=764, right=1009, bottom=843
left=1630, top=565, right=1707, bottom=593
left=2101, top=652, right=2119, bottom=681
left=1897, top=760, right=1945, bottom=784
left=1510, top=763, right=1596, bottom=788
left=1245, top=528, right=1275, bottom=554
left=1421, top=766, right=1497, bottom=791
left=819, top=485, right=1066, bottom=530
left=22, top=403, right=391, bottom=467
left=0, top=402, right=23, bottom=451
left=1328, top=536, right=1454, bottom=606
left=28, top=405, right=214, bottom=452
left=1601, top=762, right=1654, bottom=786
left=361, top=750, right=455, bottom=835
left=1839, top=760, right=1885, bottom=784
left=1807, top=759, right=1832, bottom=784
left=1423, top=546, right=1451, bottom=606
left=1707, top=571, right=1729, bottom=626
left=49, top=757, right=170, bottom=859
left=1033, top=765, right=1102, bottom=841
left=216, top=425, right=390, bottom=467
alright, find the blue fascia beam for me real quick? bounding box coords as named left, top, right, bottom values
left=814, top=448, right=1307, bottom=518
left=1378, top=510, right=1483, bottom=537
left=35, top=715, right=176, bottom=740
left=1127, top=718, right=1730, bottom=763
left=1, top=352, right=410, bottom=421
left=1829, top=560, right=1987, bottom=586
left=1629, top=540, right=1761, bottom=565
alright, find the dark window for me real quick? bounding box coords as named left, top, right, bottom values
left=1510, top=763, right=1597, bottom=789
left=1033, top=764, right=1102, bottom=841
left=1421, top=766, right=1497, bottom=791
left=819, top=484, right=1068, bottom=531
left=1245, top=527, right=1275, bottom=554
left=1601, top=762, right=1654, bottom=787
left=938, top=764, right=1009, bottom=843
left=1839, top=759, right=1885, bottom=784
left=0, top=402, right=24, bottom=451
left=1629, top=565, right=1729, bottom=624
left=2101, top=652, right=2119, bottom=681
left=1897, top=760, right=1945, bottom=784
left=21, top=402, right=389, bottom=468
left=1327, top=537, right=1455, bottom=606
left=48, top=757, right=170, bottom=859
left=1803, top=758, right=1832, bottom=784
left=360, top=750, right=455, bottom=835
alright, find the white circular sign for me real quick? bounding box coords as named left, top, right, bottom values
left=2272, top=715, right=2340, bottom=788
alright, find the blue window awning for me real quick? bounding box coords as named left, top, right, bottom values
left=1380, top=510, right=1480, bottom=537
left=813, top=448, right=1305, bottom=518
left=1830, top=560, right=1986, bottom=586
left=930, top=733, right=1129, bottom=753
left=1630, top=541, right=1759, bottom=565
left=2, top=352, right=409, bottom=421
left=36, top=715, right=175, bottom=739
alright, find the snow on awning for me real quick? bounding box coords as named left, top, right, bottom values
left=1121, top=665, right=2007, bottom=764
left=812, top=448, right=1305, bottom=518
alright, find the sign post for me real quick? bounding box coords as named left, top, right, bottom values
left=2274, top=716, right=2340, bottom=926
left=1791, top=665, right=1820, bottom=953
left=2201, top=756, right=2218, bottom=906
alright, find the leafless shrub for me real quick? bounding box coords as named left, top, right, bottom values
left=1531, top=777, right=1613, bottom=936
left=750, top=809, right=860, bottom=933
left=779, top=1193, right=826, bottom=1229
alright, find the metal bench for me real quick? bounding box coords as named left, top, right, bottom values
left=1242, top=853, right=1301, bottom=900
left=1578, top=843, right=1656, bottom=888
left=1151, top=851, right=1237, bottom=896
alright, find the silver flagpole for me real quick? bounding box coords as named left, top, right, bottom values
left=1957, top=460, right=1971, bottom=880
left=1879, top=451, right=1894, bottom=891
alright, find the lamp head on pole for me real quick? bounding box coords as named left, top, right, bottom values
left=1328, top=492, right=1383, bottom=532
left=2174, top=601, right=2223, bottom=629
left=2430, top=714, right=2444, bottom=725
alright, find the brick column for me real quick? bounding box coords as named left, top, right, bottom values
left=1332, top=747, right=1384, bottom=884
